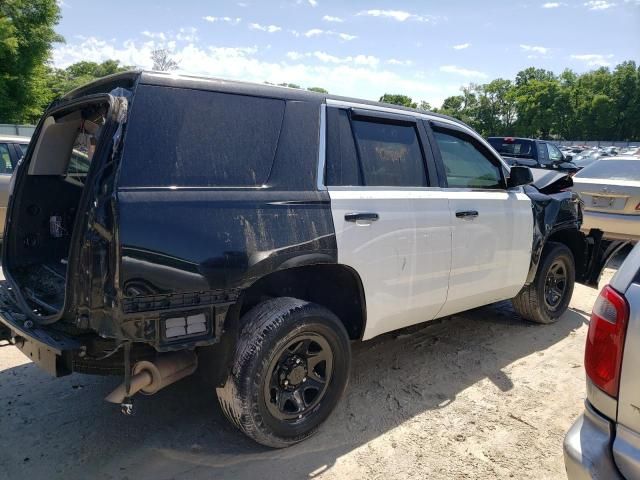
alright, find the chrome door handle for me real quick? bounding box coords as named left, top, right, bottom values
left=455, top=210, right=479, bottom=219
left=345, top=212, right=379, bottom=225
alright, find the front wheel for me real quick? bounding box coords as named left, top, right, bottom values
left=216, top=297, right=351, bottom=448
left=512, top=242, right=575, bottom=324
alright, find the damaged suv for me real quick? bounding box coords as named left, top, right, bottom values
left=0, top=71, right=624, bottom=448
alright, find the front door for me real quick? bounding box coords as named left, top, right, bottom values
left=428, top=123, right=533, bottom=317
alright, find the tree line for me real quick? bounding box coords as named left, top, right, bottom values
left=2, top=0, right=638, bottom=140
left=379, top=63, right=640, bottom=141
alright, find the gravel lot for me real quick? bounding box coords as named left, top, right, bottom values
left=0, top=258, right=623, bottom=480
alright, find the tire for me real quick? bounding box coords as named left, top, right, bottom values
left=512, top=242, right=575, bottom=324
left=216, top=297, right=351, bottom=448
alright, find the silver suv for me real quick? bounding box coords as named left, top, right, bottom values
left=564, top=242, right=640, bottom=478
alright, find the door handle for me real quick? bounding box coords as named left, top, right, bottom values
left=345, top=212, right=379, bottom=224
left=455, top=210, right=479, bottom=219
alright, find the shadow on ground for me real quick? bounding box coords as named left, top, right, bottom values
left=0, top=300, right=589, bottom=480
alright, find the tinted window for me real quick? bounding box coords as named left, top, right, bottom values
left=488, top=138, right=535, bottom=159
left=0, top=144, right=13, bottom=174
left=18, top=143, right=28, bottom=156
left=546, top=143, right=563, bottom=162
left=434, top=131, right=503, bottom=189
left=120, top=86, right=285, bottom=187
left=325, top=108, right=360, bottom=186
left=351, top=119, right=426, bottom=187
left=576, top=160, right=640, bottom=181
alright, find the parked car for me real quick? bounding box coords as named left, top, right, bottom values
left=573, top=156, right=640, bottom=242
left=564, top=242, right=640, bottom=479
left=0, top=135, right=30, bottom=230
left=573, top=151, right=606, bottom=170
left=487, top=137, right=579, bottom=174
left=0, top=71, right=621, bottom=448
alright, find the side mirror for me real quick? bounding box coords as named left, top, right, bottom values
left=507, top=165, right=533, bottom=188
left=564, top=154, right=573, bottom=161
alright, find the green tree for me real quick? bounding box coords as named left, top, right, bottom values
left=307, top=86, right=328, bottom=93
left=417, top=100, right=432, bottom=111
left=0, top=0, right=62, bottom=123
left=45, top=60, right=131, bottom=100
left=379, top=94, right=417, bottom=108
left=151, top=49, right=178, bottom=71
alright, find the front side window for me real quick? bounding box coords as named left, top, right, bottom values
left=434, top=130, right=503, bottom=189
left=351, top=119, right=427, bottom=187
left=0, top=144, right=13, bottom=174
left=546, top=143, right=563, bottom=162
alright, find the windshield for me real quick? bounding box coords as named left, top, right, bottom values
left=576, top=159, right=640, bottom=181
left=488, top=138, right=535, bottom=158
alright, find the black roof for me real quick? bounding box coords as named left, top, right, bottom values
left=62, top=69, right=464, bottom=127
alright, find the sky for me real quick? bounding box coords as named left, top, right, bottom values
left=52, top=0, right=640, bottom=107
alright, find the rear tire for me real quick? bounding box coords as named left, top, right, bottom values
left=512, top=242, right=575, bottom=324
left=216, top=297, right=351, bottom=448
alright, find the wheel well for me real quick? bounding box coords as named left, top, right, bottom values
left=546, top=228, right=587, bottom=280
left=238, top=264, right=367, bottom=340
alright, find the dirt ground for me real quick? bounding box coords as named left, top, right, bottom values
left=0, top=258, right=623, bottom=480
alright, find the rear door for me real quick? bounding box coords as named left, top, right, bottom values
left=427, top=122, right=533, bottom=316
left=325, top=104, right=452, bottom=340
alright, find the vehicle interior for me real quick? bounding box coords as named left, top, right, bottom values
left=5, top=102, right=107, bottom=315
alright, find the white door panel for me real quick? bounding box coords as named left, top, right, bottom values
left=329, top=188, right=452, bottom=340
left=437, top=189, right=532, bottom=317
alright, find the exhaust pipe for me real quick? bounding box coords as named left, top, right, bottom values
left=105, top=351, right=198, bottom=405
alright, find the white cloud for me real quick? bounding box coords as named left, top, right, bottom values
left=570, top=53, right=614, bottom=66
left=358, top=9, right=412, bottom=21
left=304, top=28, right=324, bottom=37
left=520, top=44, right=549, bottom=54
left=356, top=9, right=441, bottom=23
left=176, top=27, right=198, bottom=42
left=237, top=2, right=248, bottom=6
left=287, top=51, right=379, bottom=67
left=452, top=43, right=471, bottom=50
left=202, top=16, right=242, bottom=25
left=51, top=35, right=463, bottom=108
left=322, top=15, right=344, bottom=22
left=303, top=29, right=356, bottom=40
left=542, top=2, right=565, bottom=7
left=439, top=65, right=488, bottom=79
left=387, top=58, right=413, bottom=66
left=141, top=31, right=166, bottom=41
left=584, top=0, right=616, bottom=9
left=249, top=23, right=281, bottom=33
left=337, top=32, right=357, bottom=41
left=308, top=0, right=318, bottom=6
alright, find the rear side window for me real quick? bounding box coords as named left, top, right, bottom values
left=488, top=138, right=535, bottom=159
left=120, top=85, right=285, bottom=187
left=351, top=119, right=427, bottom=187
left=434, top=130, right=503, bottom=189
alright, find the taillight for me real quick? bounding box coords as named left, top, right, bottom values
left=635, top=202, right=640, bottom=211
left=585, top=285, right=629, bottom=398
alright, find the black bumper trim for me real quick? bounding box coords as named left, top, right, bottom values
left=0, top=282, right=81, bottom=376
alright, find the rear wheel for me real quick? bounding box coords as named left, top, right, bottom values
left=512, top=242, right=575, bottom=324
left=216, top=297, right=351, bottom=448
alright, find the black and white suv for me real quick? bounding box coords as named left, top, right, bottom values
left=0, top=71, right=622, bottom=447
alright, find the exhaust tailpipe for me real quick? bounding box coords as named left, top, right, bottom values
left=105, top=351, right=198, bottom=404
